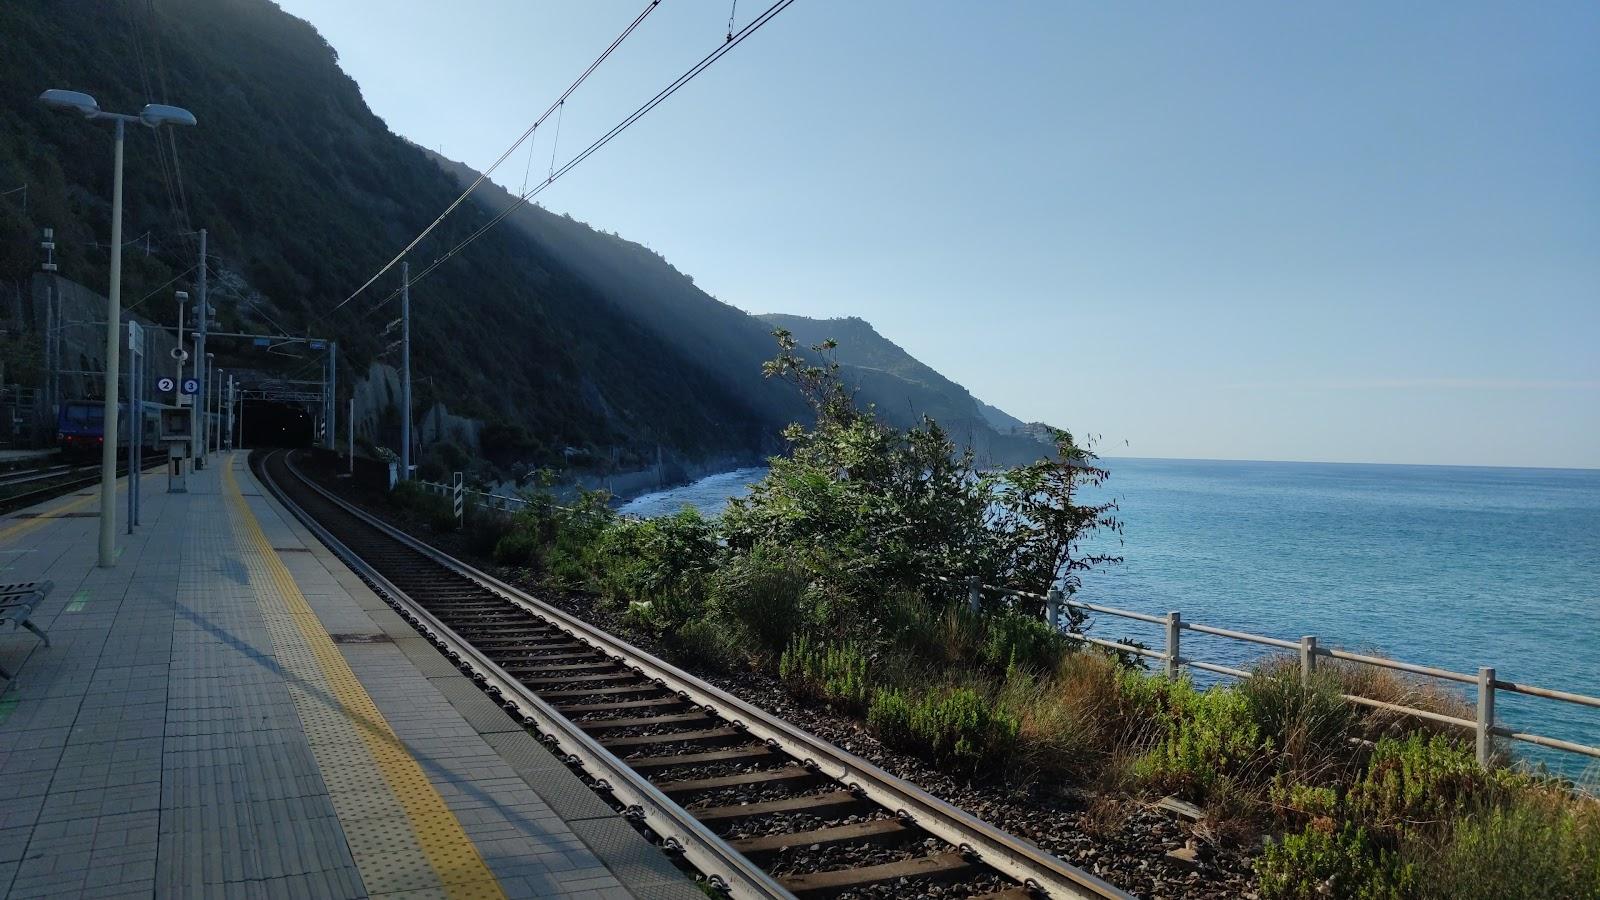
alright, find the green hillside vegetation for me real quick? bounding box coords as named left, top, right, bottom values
left=0, top=0, right=795, bottom=467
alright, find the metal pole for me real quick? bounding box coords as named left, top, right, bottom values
left=226, top=375, right=233, bottom=450
left=1164, top=611, right=1182, bottom=679
left=97, top=120, right=124, bottom=567
left=400, top=262, right=411, bottom=481
left=347, top=396, right=354, bottom=474
left=1477, top=666, right=1496, bottom=769
left=328, top=342, right=337, bottom=451
left=193, top=228, right=207, bottom=467
left=1299, top=636, right=1318, bottom=687
left=965, top=576, right=980, bottom=615
left=127, top=333, right=137, bottom=534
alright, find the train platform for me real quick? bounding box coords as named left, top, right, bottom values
left=0, top=451, right=699, bottom=900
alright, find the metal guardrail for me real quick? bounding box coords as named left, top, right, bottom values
left=941, top=575, right=1600, bottom=770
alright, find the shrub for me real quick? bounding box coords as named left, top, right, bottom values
left=391, top=480, right=458, bottom=532
left=707, top=545, right=810, bottom=653
left=867, top=686, right=1020, bottom=772
left=1133, top=683, right=1265, bottom=800
left=669, top=619, right=745, bottom=673
left=1257, top=822, right=1407, bottom=900
left=1239, top=660, right=1358, bottom=780
left=981, top=611, right=1069, bottom=675
left=1414, top=788, right=1600, bottom=900
left=591, top=509, right=718, bottom=606
left=997, top=666, right=1103, bottom=780
left=778, top=635, right=870, bottom=711
left=1347, top=734, right=1490, bottom=832
left=492, top=528, right=539, bottom=566
left=1321, top=659, right=1475, bottom=743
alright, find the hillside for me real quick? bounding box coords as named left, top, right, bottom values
left=0, top=0, right=1046, bottom=473
left=760, top=314, right=1054, bottom=466
left=0, top=0, right=792, bottom=469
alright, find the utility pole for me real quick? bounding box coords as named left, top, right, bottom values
left=226, top=374, right=234, bottom=451
left=328, top=341, right=338, bottom=451
left=96, top=118, right=126, bottom=568
left=192, top=228, right=207, bottom=467
left=400, top=261, right=411, bottom=481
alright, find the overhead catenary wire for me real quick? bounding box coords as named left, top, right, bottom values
left=332, top=0, right=663, bottom=314
left=396, top=0, right=797, bottom=296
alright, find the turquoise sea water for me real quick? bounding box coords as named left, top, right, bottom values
left=620, top=458, right=1600, bottom=774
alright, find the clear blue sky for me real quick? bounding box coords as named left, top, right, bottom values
left=272, top=1, right=1599, bottom=469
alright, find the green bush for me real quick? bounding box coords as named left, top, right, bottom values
left=492, top=528, right=539, bottom=566
left=390, top=480, right=458, bottom=532
left=1257, top=822, right=1408, bottom=900
left=1415, top=789, right=1600, bottom=900
left=707, top=544, right=810, bottom=653
left=591, top=509, right=718, bottom=606
left=1239, top=661, right=1357, bottom=776
left=669, top=619, right=745, bottom=673
left=1347, top=734, right=1490, bottom=832
left=867, top=686, right=1020, bottom=772
left=981, top=611, right=1068, bottom=674
left=1133, top=683, right=1265, bottom=799
left=778, top=635, right=870, bottom=711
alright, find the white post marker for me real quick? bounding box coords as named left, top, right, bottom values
left=453, top=471, right=464, bottom=528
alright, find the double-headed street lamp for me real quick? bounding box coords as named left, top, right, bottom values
left=40, top=89, right=196, bottom=568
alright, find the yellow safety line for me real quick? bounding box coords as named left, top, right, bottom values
left=223, top=456, right=505, bottom=899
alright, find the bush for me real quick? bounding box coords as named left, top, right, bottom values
left=1257, top=822, right=1407, bottom=900
left=492, top=528, right=539, bottom=566
left=868, top=686, right=1020, bottom=772
left=591, top=509, right=718, bottom=607
left=778, top=635, right=870, bottom=711
left=981, top=611, right=1069, bottom=675
left=1239, top=660, right=1358, bottom=780
left=1415, top=788, right=1600, bottom=900
left=1133, top=683, right=1265, bottom=800
left=707, top=545, right=810, bottom=653
left=390, top=480, right=458, bottom=532
left=669, top=619, right=745, bottom=673
left=1347, top=734, right=1491, bottom=833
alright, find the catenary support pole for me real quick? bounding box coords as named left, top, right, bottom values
left=328, top=341, right=338, bottom=450
left=401, top=262, right=411, bottom=481
left=347, top=397, right=354, bottom=474
left=193, top=228, right=207, bottom=467
left=97, top=120, right=125, bottom=568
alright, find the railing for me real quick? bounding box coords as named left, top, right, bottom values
left=414, top=475, right=532, bottom=517
left=942, top=575, right=1600, bottom=771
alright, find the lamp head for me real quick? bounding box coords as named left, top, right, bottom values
left=139, top=103, right=196, bottom=128
left=39, top=89, right=101, bottom=118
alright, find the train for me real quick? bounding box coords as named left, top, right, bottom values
left=55, top=399, right=174, bottom=458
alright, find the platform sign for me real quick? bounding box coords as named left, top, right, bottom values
left=127, top=319, right=143, bottom=352
left=157, top=376, right=176, bottom=394
left=181, top=378, right=199, bottom=396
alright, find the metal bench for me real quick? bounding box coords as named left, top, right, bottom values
left=0, top=580, right=53, bottom=680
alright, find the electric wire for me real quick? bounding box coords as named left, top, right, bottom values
left=332, top=0, right=662, bottom=314
left=395, top=0, right=796, bottom=296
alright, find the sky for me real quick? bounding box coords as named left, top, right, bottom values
left=270, top=1, right=1599, bottom=469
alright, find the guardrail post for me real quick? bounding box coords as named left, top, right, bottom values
left=966, top=576, right=981, bottom=615
left=1477, top=666, right=1496, bottom=769
left=452, top=471, right=464, bottom=529
left=1164, top=611, right=1181, bottom=679
left=1300, top=636, right=1317, bottom=687
left=1045, top=588, right=1063, bottom=631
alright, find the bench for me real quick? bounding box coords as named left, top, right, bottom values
left=0, top=580, right=53, bottom=680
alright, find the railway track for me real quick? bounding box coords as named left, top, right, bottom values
left=0, top=458, right=162, bottom=515
left=256, top=449, right=1133, bottom=900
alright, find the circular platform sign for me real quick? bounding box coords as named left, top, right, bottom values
left=180, top=378, right=199, bottom=396
left=157, top=377, right=176, bottom=393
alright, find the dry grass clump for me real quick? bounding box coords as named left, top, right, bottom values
left=1318, top=656, right=1475, bottom=741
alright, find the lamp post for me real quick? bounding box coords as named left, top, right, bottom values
left=204, top=353, right=215, bottom=454
left=40, top=89, right=196, bottom=568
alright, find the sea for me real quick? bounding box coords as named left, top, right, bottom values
left=620, top=457, right=1600, bottom=776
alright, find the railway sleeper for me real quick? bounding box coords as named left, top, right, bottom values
left=729, top=818, right=920, bottom=862
left=578, top=711, right=714, bottom=732
left=779, top=851, right=979, bottom=898
left=625, top=745, right=782, bottom=775
left=552, top=695, right=690, bottom=715
left=692, top=789, right=876, bottom=828
left=601, top=726, right=747, bottom=751
left=653, top=764, right=827, bottom=802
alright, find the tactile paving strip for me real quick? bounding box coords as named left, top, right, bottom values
left=222, top=459, right=505, bottom=900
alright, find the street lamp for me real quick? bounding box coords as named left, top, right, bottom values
left=205, top=353, right=215, bottom=454
left=40, top=89, right=196, bottom=568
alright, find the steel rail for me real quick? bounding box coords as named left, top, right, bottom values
left=257, top=451, right=790, bottom=899
left=273, top=451, right=1131, bottom=900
